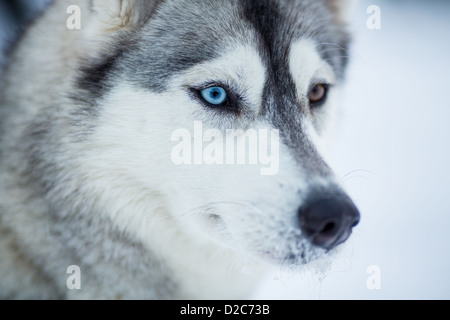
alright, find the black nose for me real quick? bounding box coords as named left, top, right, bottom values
left=298, top=196, right=360, bottom=250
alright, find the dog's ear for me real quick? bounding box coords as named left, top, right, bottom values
left=323, top=0, right=356, bottom=24
left=89, top=0, right=162, bottom=33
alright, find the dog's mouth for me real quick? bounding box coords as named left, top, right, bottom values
left=193, top=195, right=359, bottom=266
left=259, top=239, right=327, bottom=266
left=199, top=215, right=345, bottom=266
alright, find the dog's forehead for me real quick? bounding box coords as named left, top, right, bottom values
left=152, top=0, right=345, bottom=52
left=238, top=0, right=350, bottom=80
left=124, top=0, right=349, bottom=92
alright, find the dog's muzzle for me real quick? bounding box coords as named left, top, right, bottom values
left=298, top=195, right=360, bottom=250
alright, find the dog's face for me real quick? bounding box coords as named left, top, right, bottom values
left=77, top=0, right=359, bottom=266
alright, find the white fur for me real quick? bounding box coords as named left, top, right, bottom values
left=289, top=38, right=342, bottom=163
left=69, top=43, right=334, bottom=297
left=73, top=46, right=292, bottom=297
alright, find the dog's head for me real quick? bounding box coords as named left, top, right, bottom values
left=74, top=0, right=359, bottom=266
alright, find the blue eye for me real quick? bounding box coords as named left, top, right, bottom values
left=200, top=87, right=228, bottom=105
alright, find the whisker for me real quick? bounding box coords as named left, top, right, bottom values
left=314, top=42, right=348, bottom=52
left=177, top=200, right=261, bottom=219
left=154, top=200, right=261, bottom=224
left=342, top=169, right=376, bottom=182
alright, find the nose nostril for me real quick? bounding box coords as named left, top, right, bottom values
left=320, top=221, right=336, bottom=236
left=298, top=196, right=360, bottom=250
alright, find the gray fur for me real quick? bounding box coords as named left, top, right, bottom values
left=0, top=0, right=354, bottom=299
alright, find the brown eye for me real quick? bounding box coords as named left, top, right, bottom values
left=309, top=84, right=329, bottom=105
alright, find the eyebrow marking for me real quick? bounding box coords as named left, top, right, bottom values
left=175, top=44, right=267, bottom=113
left=289, top=38, right=336, bottom=101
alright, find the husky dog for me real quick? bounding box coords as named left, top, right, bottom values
left=0, top=0, right=360, bottom=299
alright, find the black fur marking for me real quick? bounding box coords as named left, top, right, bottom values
left=240, top=0, right=345, bottom=177
left=76, top=49, right=125, bottom=102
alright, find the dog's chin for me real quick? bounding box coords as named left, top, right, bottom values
left=257, top=241, right=328, bottom=267
left=200, top=213, right=327, bottom=267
